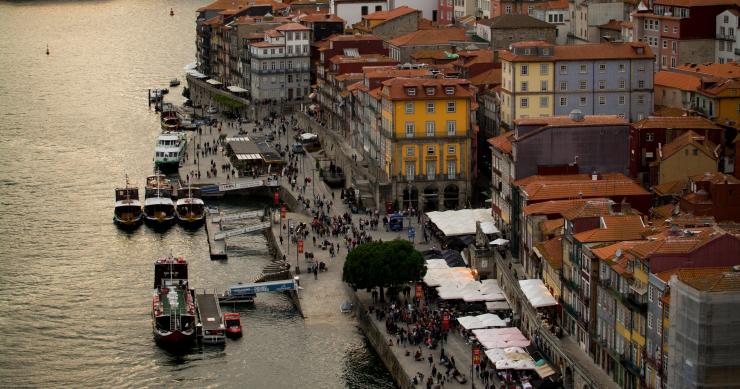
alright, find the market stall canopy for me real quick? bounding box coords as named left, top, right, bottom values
left=184, top=62, right=197, bottom=70
left=486, top=301, right=511, bottom=311
left=206, top=79, right=222, bottom=86
left=425, top=258, right=449, bottom=269
left=484, top=347, right=536, bottom=370
left=519, top=279, right=558, bottom=308
left=424, top=249, right=466, bottom=267
left=457, top=313, right=508, bottom=329
left=479, top=221, right=499, bottom=235
left=535, top=359, right=556, bottom=379
left=299, top=133, right=318, bottom=141
left=490, top=238, right=509, bottom=246
left=186, top=70, right=207, bottom=78
left=426, top=209, right=497, bottom=237
left=473, top=328, right=531, bottom=349
left=227, top=85, right=248, bottom=93
left=422, top=266, right=473, bottom=287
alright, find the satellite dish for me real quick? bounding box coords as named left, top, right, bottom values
left=615, top=249, right=622, bottom=258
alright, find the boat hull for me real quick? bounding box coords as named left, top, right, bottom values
left=114, top=214, right=143, bottom=230
left=176, top=214, right=205, bottom=229
left=153, top=328, right=195, bottom=346
left=153, top=161, right=180, bottom=174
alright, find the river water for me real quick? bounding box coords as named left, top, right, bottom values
left=0, top=1, right=394, bottom=387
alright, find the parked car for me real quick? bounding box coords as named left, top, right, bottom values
left=266, top=132, right=275, bottom=141
left=207, top=106, right=218, bottom=114
left=291, top=143, right=305, bottom=154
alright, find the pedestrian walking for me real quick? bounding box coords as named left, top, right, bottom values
left=313, top=265, right=318, bottom=280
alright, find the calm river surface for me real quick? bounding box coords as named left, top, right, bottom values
left=0, top=1, right=394, bottom=387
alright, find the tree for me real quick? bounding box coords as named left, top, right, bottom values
left=342, top=240, right=426, bottom=303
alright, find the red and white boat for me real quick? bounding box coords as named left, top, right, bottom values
left=223, top=313, right=242, bottom=338
left=152, top=256, right=196, bottom=346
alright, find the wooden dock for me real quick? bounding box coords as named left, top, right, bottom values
left=195, top=291, right=225, bottom=344
left=205, top=208, right=227, bottom=259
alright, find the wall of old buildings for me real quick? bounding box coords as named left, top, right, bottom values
left=491, top=27, right=557, bottom=52
left=677, top=39, right=717, bottom=67
left=370, top=13, right=419, bottom=40
left=334, top=1, right=386, bottom=27
left=657, top=148, right=717, bottom=185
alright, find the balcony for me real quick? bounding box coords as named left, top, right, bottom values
left=562, top=277, right=581, bottom=292
left=717, top=32, right=735, bottom=41
left=395, top=173, right=465, bottom=183
left=620, top=355, right=642, bottom=377
left=624, top=292, right=648, bottom=313
left=736, top=48, right=740, bottom=56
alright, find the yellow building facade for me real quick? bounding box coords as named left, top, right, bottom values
left=501, top=59, right=554, bottom=126
left=380, top=77, right=474, bottom=210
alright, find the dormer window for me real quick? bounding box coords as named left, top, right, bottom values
left=406, top=87, right=416, bottom=96
left=636, top=47, right=644, bottom=55
left=426, top=87, right=435, bottom=95
left=542, top=48, right=550, bottom=55
left=445, top=86, right=455, bottom=95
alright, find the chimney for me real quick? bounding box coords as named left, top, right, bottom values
left=569, top=109, right=584, bottom=122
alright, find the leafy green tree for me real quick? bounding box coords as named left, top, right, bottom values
left=182, top=86, right=190, bottom=99
left=342, top=240, right=426, bottom=303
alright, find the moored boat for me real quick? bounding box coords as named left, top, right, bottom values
left=154, top=132, right=187, bottom=173
left=113, top=175, right=143, bottom=229
left=169, top=78, right=180, bottom=87
left=160, top=103, right=181, bottom=131
left=143, top=173, right=176, bottom=228
left=175, top=186, right=205, bottom=228
left=223, top=312, right=242, bottom=338
left=152, top=256, right=196, bottom=346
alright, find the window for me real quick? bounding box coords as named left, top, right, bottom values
left=646, top=132, right=654, bottom=142
left=648, top=286, right=654, bottom=302
left=539, top=96, right=548, bottom=108
left=405, top=122, right=414, bottom=137
left=638, top=64, right=645, bottom=72
left=540, top=80, right=548, bottom=92
left=560, top=64, right=568, bottom=74
left=287, top=45, right=293, bottom=54
left=579, top=97, right=586, bottom=106
left=619, top=63, right=626, bottom=72
left=426, top=87, right=435, bottom=95
left=673, top=26, right=678, bottom=33
left=505, top=4, right=511, bottom=14
left=638, top=80, right=645, bottom=89
left=447, top=160, right=456, bottom=178
left=559, top=81, right=568, bottom=91
left=405, top=102, right=414, bottom=114
left=427, top=146, right=435, bottom=156
left=446, top=120, right=456, bottom=135
left=661, top=55, right=666, bottom=67
left=540, top=64, right=548, bottom=75
left=445, top=86, right=455, bottom=95
left=664, top=25, right=668, bottom=33
left=361, top=6, right=368, bottom=15
left=448, top=146, right=455, bottom=154
left=579, top=80, right=587, bottom=90
left=407, top=88, right=416, bottom=96
left=520, top=97, right=529, bottom=108
left=599, top=63, right=606, bottom=73
left=579, top=64, right=587, bottom=74
left=288, top=60, right=292, bottom=69
left=447, top=101, right=456, bottom=113
left=406, top=147, right=415, bottom=157
left=619, top=79, right=626, bottom=89
left=560, top=97, right=567, bottom=106
left=520, top=65, right=528, bottom=76
left=427, top=102, right=435, bottom=113
left=662, top=40, right=668, bottom=49
left=375, top=5, right=382, bottom=11
left=598, top=80, right=606, bottom=90
left=426, top=121, right=435, bottom=137
left=426, top=161, right=436, bottom=179
left=618, top=95, right=625, bottom=105
left=599, top=96, right=606, bottom=105
left=637, top=95, right=645, bottom=104
left=406, top=163, right=415, bottom=180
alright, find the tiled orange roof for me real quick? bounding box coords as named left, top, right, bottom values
left=652, top=180, right=687, bottom=197
left=410, top=50, right=452, bottom=60
left=561, top=199, right=616, bottom=220
left=275, top=22, right=310, bottom=31
left=467, top=68, right=502, bottom=87
left=363, top=5, right=418, bottom=21
left=380, top=77, right=474, bottom=100
left=329, top=53, right=395, bottom=64
left=500, top=42, right=653, bottom=62
left=675, top=61, right=740, bottom=79
left=658, top=131, right=718, bottom=161
left=591, top=241, right=642, bottom=261
left=690, top=171, right=740, bottom=185
left=676, top=267, right=740, bottom=292
left=599, top=19, right=623, bottom=31
left=514, top=172, right=628, bottom=187
left=363, top=67, right=429, bottom=79
left=700, top=79, right=740, bottom=96
left=297, top=13, right=344, bottom=23
left=535, top=237, right=563, bottom=270
left=655, top=0, right=739, bottom=6
left=611, top=256, right=634, bottom=277
left=388, top=27, right=470, bottom=47
left=520, top=179, right=650, bottom=202
left=574, top=215, right=647, bottom=243
left=251, top=41, right=283, bottom=47
left=651, top=204, right=677, bottom=220
left=655, top=269, right=679, bottom=282
left=631, top=116, right=722, bottom=131
left=197, top=0, right=250, bottom=12
left=540, top=218, right=564, bottom=236
left=534, top=0, right=569, bottom=10
left=515, top=115, right=627, bottom=127
left=627, top=227, right=729, bottom=257
left=655, top=71, right=702, bottom=91
left=487, top=131, right=514, bottom=155
left=523, top=199, right=591, bottom=216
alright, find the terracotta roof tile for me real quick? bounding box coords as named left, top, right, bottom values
left=487, top=131, right=514, bottom=155
left=561, top=199, right=617, bottom=220
left=275, top=22, right=310, bottom=31
left=535, top=237, right=563, bottom=270
left=363, top=5, right=418, bottom=21
left=675, top=61, right=740, bottom=79
left=410, top=50, right=453, bottom=60
left=540, top=218, right=564, bottom=236
left=298, top=13, right=344, bottom=23
left=652, top=180, right=687, bottom=197
left=388, top=27, right=470, bottom=47
left=523, top=199, right=592, bottom=216
left=515, top=115, right=627, bottom=127
left=689, top=171, right=740, bottom=185
left=700, top=79, right=740, bottom=96
left=489, top=14, right=555, bottom=29
left=573, top=215, right=647, bottom=243
left=658, top=130, right=718, bottom=161
left=534, top=0, right=569, bottom=10
left=519, top=179, right=650, bottom=202
left=591, top=241, right=643, bottom=261
left=467, top=68, right=502, bottom=87
left=655, top=71, right=702, bottom=91
left=380, top=77, right=474, bottom=100
left=631, top=116, right=722, bottom=131
left=675, top=267, right=740, bottom=292
left=599, top=19, right=623, bottom=31
left=499, top=41, right=653, bottom=62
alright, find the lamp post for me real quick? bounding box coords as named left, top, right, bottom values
left=312, top=167, right=316, bottom=198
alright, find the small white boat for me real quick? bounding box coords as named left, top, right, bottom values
left=170, top=78, right=180, bottom=87
left=154, top=132, right=187, bottom=173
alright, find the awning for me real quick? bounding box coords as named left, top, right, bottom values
left=299, top=133, right=318, bottom=141
left=227, top=85, right=248, bottom=93
left=187, top=70, right=207, bottom=78
left=480, top=221, right=499, bottom=235
left=235, top=153, right=262, bottom=160
left=484, top=347, right=536, bottom=370
left=183, top=62, right=197, bottom=70
left=490, top=238, right=509, bottom=246
left=426, top=209, right=497, bottom=237
left=457, top=313, right=508, bottom=330
left=518, top=279, right=558, bottom=308
left=206, top=79, right=223, bottom=86
left=535, top=360, right=556, bottom=379
left=486, top=301, right=511, bottom=311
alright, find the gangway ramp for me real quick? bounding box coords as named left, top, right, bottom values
left=195, top=292, right=225, bottom=344
left=219, top=177, right=263, bottom=192
left=213, top=221, right=270, bottom=241
left=213, top=210, right=264, bottom=223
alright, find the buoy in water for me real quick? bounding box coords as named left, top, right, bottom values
left=46, top=44, right=49, bottom=55
left=170, top=8, right=174, bottom=16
